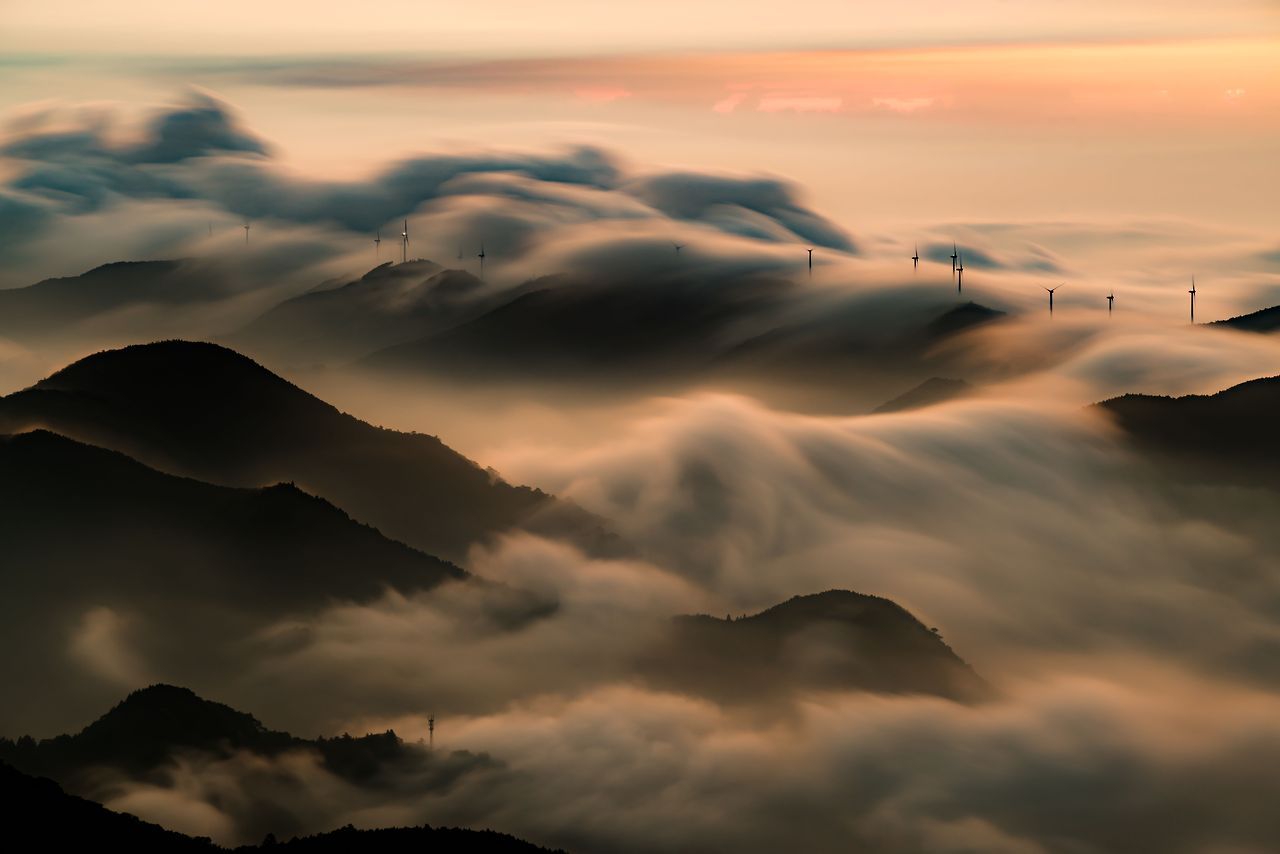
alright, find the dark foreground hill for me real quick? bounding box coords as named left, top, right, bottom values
left=0, top=341, right=618, bottom=563
left=1097, top=376, right=1280, bottom=482
left=640, top=590, right=989, bottom=703
left=0, top=761, right=562, bottom=853
left=0, top=429, right=463, bottom=609
left=0, top=429, right=464, bottom=735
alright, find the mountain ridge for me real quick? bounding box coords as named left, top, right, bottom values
left=0, top=340, right=620, bottom=563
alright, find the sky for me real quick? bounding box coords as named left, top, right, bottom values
left=4, top=4, right=1280, bottom=851
left=2, top=1, right=1276, bottom=239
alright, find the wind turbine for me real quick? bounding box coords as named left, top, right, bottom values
left=911, top=243, right=919, bottom=271
left=806, top=248, right=814, bottom=276
left=374, top=229, right=381, bottom=258
left=1044, top=283, right=1063, bottom=315
left=950, top=241, right=958, bottom=276
left=955, top=252, right=965, bottom=294
left=1188, top=276, right=1197, bottom=324
left=673, top=242, right=685, bottom=255
left=401, top=220, right=409, bottom=264
left=243, top=220, right=251, bottom=244
left=428, top=713, right=435, bottom=750
left=477, top=242, right=486, bottom=278
left=1107, top=292, right=1115, bottom=315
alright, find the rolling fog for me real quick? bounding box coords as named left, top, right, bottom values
left=2, top=92, right=1280, bottom=852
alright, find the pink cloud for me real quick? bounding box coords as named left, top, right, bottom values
left=712, top=92, right=748, bottom=114
left=871, top=96, right=936, bottom=113
left=756, top=96, right=843, bottom=113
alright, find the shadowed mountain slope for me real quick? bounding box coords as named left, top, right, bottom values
left=1211, top=305, right=1280, bottom=333
left=0, top=261, right=239, bottom=342
left=0, top=761, right=562, bottom=853
left=0, top=429, right=463, bottom=609
left=0, top=341, right=617, bottom=563
left=1097, top=375, right=1280, bottom=481
left=641, top=590, right=989, bottom=703
left=0, top=761, right=215, bottom=852
left=233, top=261, right=492, bottom=363
left=0, top=429, right=466, bottom=735
left=363, top=273, right=793, bottom=379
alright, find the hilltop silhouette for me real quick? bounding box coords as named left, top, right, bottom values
left=362, top=273, right=793, bottom=379
left=1211, top=304, right=1280, bottom=333
left=640, top=590, right=989, bottom=703
left=0, top=684, right=490, bottom=788
left=0, top=341, right=619, bottom=562
left=0, top=760, right=562, bottom=853
left=1098, top=375, right=1280, bottom=481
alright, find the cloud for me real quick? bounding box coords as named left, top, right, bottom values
left=625, top=172, right=854, bottom=251
left=712, top=92, right=748, bottom=113
left=0, top=94, right=859, bottom=295
left=757, top=96, right=844, bottom=113
left=67, top=606, right=151, bottom=687
left=871, top=96, right=935, bottom=113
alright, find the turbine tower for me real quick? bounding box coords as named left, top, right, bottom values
left=911, top=243, right=919, bottom=271
left=806, top=247, right=814, bottom=277
left=401, top=220, right=409, bottom=264
left=478, top=242, right=486, bottom=278
left=1107, top=292, right=1114, bottom=315
left=673, top=242, right=684, bottom=255
left=1044, top=283, right=1063, bottom=316
left=1188, top=276, right=1197, bottom=324
left=950, top=242, right=958, bottom=276
left=955, top=252, right=964, bottom=294
left=243, top=220, right=251, bottom=244
left=374, top=229, right=381, bottom=258
left=428, top=713, right=435, bottom=750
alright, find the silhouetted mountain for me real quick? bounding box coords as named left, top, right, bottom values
left=0, top=685, right=486, bottom=788
left=234, top=262, right=493, bottom=363
left=0, top=429, right=463, bottom=608
left=0, top=261, right=235, bottom=343
left=925, top=301, right=1005, bottom=338
left=0, top=341, right=618, bottom=562
left=361, top=276, right=1007, bottom=410
left=363, top=274, right=792, bottom=379
left=1, top=761, right=216, bottom=851
left=873, top=377, right=975, bottom=413
left=1098, top=376, right=1280, bottom=481
left=1211, top=305, right=1280, bottom=333
left=0, top=761, right=562, bottom=853
left=0, top=429, right=465, bottom=733
left=640, top=590, right=989, bottom=703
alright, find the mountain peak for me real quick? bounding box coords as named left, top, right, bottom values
left=79, top=684, right=272, bottom=748
left=926, top=301, right=1006, bottom=339
left=36, top=340, right=292, bottom=396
